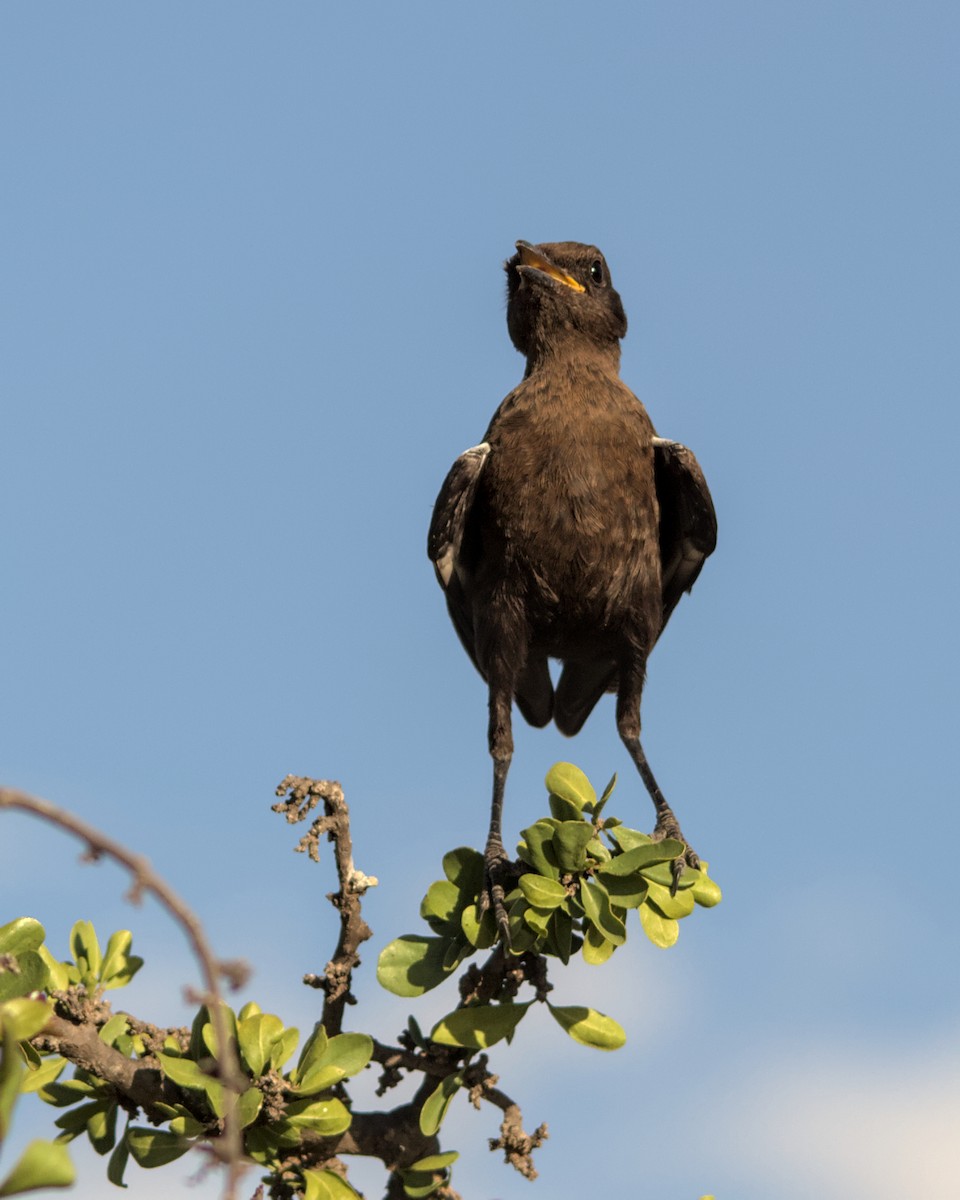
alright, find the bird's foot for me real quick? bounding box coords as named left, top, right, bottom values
left=478, top=841, right=516, bottom=945
left=652, top=811, right=700, bottom=895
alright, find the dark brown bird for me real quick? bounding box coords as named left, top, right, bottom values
left=428, top=240, right=717, bottom=934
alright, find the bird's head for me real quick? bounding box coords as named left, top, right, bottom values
left=504, top=240, right=628, bottom=363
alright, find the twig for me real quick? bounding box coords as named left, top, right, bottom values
left=272, top=776, right=377, bottom=1035
left=0, top=786, right=249, bottom=1199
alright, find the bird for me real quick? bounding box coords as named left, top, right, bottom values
left=428, top=240, right=717, bottom=936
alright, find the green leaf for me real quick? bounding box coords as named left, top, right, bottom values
left=126, top=1127, right=192, bottom=1168
left=236, top=1085, right=263, bottom=1129
left=690, top=868, right=723, bottom=908
left=238, top=1012, right=285, bottom=1076
left=420, top=880, right=462, bottom=934
left=548, top=793, right=583, bottom=822
left=516, top=820, right=561, bottom=879
left=99, top=931, right=143, bottom=989
left=86, top=1099, right=117, bottom=1155
left=431, top=1002, right=531, bottom=1050
left=552, top=821, right=596, bottom=872
left=441, top=847, right=485, bottom=898
left=18, top=1055, right=66, bottom=1096
left=518, top=873, right=567, bottom=910
left=547, top=1004, right=626, bottom=1050
left=522, top=905, right=551, bottom=938
left=36, top=947, right=69, bottom=993
left=270, top=1025, right=300, bottom=1071
left=596, top=871, right=649, bottom=908
left=107, top=1131, right=129, bottom=1187
left=0, top=952, right=47, bottom=1003
left=377, top=936, right=456, bottom=997
left=408, top=1152, right=459, bottom=1172
left=638, top=903, right=680, bottom=948
left=303, top=1168, right=363, bottom=1200
left=545, top=907, right=574, bottom=964
left=0, top=1139, right=75, bottom=1195
left=98, top=1014, right=130, bottom=1049
left=200, top=1004, right=239, bottom=1059
left=608, top=826, right=653, bottom=851
left=0, top=1028, right=24, bottom=1140
left=284, top=1095, right=352, bottom=1136
left=579, top=881, right=626, bottom=945
left=0, top=920, right=45, bottom=958
left=0, top=998, right=50, bottom=1042
left=645, top=880, right=696, bottom=920
left=157, top=1053, right=210, bottom=1091
left=459, top=903, right=496, bottom=950
left=69, top=921, right=101, bottom=983
left=593, top=772, right=618, bottom=819
left=639, top=860, right=697, bottom=889
left=38, top=1079, right=98, bottom=1108
left=296, top=1033, right=373, bottom=1095
left=581, top=923, right=616, bottom=965
left=598, top=838, right=685, bottom=876
left=419, top=1071, right=463, bottom=1136
left=545, top=762, right=596, bottom=810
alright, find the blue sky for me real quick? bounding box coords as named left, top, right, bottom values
left=3, top=3, right=959, bottom=1197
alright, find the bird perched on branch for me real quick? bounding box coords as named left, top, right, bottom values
left=428, top=240, right=717, bottom=936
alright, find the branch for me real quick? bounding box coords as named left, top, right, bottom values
left=0, top=786, right=249, bottom=1198
left=272, top=776, right=377, bottom=1035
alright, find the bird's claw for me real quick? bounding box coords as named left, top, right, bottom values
left=480, top=844, right=514, bottom=946
left=651, top=811, right=699, bottom=896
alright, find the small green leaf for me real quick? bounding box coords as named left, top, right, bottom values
left=408, top=1152, right=459, bottom=1172
left=645, top=880, right=696, bottom=920
left=269, top=1025, right=299, bottom=1072
left=284, top=1095, right=352, bottom=1136
left=107, top=1131, right=129, bottom=1187
left=0, top=951, right=47, bottom=1003
left=690, top=869, right=723, bottom=908
left=126, top=1127, right=192, bottom=1168
left=419, top=1071, right=463, bottom=1136
left=98, top=1013, right=130, bottom=1049
left=441, top=847, right=485, bottom=898
left=377, top=936, right=457, bottom=997
left=553, top=821, right=596, bottom=872
left=518, top=873, right=567, bottom=910
left=581, top=923, right=616, bottom=965
left=420, top=880, right=461, bottom=934
left=99, top=931, right=143, bottom=989
left=547, top=1004, right=626, bottom=1050
left=545, top=762, right=596, bottom=810
left=597, top=872, right=648, bottom=908
left=0, top=919, right=45, bottom=957
left=0, top=998, right=50, bottom=1042
left=36, top=946, right=70, bottom=992
left=459, top=903, right=496, bottom=950
left=517, top=820, right=561, bottom=879
left=640, top=860, right=697, bottom=889
left=579, top=881, right=626, bottom=945
left=638, top=903, right=680, bottom=948
left=0, top=1139, right=75, bottom=1195
left=548, top=793, right=583, bottom=822
left=236, top=1085, right=263, bottom=1129
left=238, top=1012, right=285, bottom=1076
left=608, top=826, right=653, bottom=851
left=599, top=838, right=685, bottom=876
left=69, top=921, right=101, bottom=983
left=157, top=1053, right=210, bottom=1091
left=296, top=1033, right=373, bottom=1095
left=303, top=1168, right=363, bottom=1200
left=431, top=1002, right=531, bottom=1050
left=546, top=906, right=574, bottom=964
left=19, top=1054, right=66, bottom=1095
left=593, top=772, right=618, bottom=819
left=86, top=1099, right=118, bottom=1155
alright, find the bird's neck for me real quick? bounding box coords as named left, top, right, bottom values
left=523, top=334, right=621, bottom=380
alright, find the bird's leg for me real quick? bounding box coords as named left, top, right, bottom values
left=616, top=666, right=699, bottom=891
left=479, top=682, right=516, bottom=942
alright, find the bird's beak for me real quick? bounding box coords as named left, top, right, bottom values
left=516, top=241, right=586, bottom=293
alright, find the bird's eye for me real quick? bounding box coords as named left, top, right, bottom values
left=589, top=260, right=604, bottom=285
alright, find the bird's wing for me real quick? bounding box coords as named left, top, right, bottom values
left=653, top=437, right=718, bottom=636
left=427, top=441, right=490, bottom=588
left=427, top=442, right=491, bottom=680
